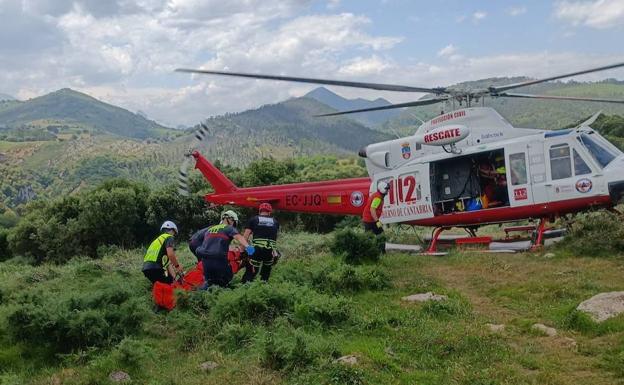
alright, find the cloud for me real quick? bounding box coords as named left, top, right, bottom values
left=507, top=6, right=527, bottom=16
left=472, top=11, right=487, bottom=23
left=327, top=0, right=340, bottom=9
left=2, top=0, right=623, bottom=127
left=338, top=56, right=393, bottom=76
left=555, top=0, right=624, bottom=29
left=437, top=44, right=457, bottom=57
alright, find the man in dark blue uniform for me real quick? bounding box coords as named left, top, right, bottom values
left=195, top=210, right=254, bottom=288
left=188, top=226, right=209, bottom=261
left=242, top=203, right=280, bottom=283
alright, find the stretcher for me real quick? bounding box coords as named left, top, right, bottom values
left=152, top=249, right=243, bottom=310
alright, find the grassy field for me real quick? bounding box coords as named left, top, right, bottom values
left=0, top=231, right=623, bottom=385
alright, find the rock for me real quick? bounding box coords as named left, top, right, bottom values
left=532, top=323, right=557, bottom=337
left=334, top=355, right=358, bottom=365
left=199, top=361, right=219, bottom=372
left=562, top=337, right=577, bottom=350
left=109, top=371, right=131, bottom=382
left=577, top=291, right=624, bottom=322
left=384, top=347, right=396, bottom=357
left=401, top=292, right=448, bottom=302
left=543, top=253, right=555, bottom=258
left=486, top=323, right=505, bottom=332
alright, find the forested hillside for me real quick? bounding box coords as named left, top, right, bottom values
left=0, top=89, right=172, bottom=140
left=0, top=91, right=389, bottom=209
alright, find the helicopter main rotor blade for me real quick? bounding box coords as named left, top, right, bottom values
left=497, top=92, right=624, bottom=104
left=314, top=97, right=448, bottom=117
left=491, top=62, right=624, bottom=93
left=176, top=68, right=449, bottom=94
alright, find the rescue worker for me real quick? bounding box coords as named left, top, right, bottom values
left=362, top=181, right=389, bottom=235
left=196, top=210, right=255, bottom=288
left=188, top=226, right=209, bottom=261
left=142, top=221, right=183, bottom=284
left=242, top=202, right=280, bottom=283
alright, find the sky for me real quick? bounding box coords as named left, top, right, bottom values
left=1, top=0, right=624, bottom=127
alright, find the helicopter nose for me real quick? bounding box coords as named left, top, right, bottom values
left=608, top=181, right=624, bottom=204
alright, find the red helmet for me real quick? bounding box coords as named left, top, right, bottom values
left=259, top=202, right=273, bottom=213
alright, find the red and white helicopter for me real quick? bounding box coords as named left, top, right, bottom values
left=176, top=62, right=624, bottom=252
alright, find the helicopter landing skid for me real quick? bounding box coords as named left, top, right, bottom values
left=422, top=217, right=554, bottom=254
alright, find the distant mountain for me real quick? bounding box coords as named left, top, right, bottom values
left=196, top=96, right=393, bottom=165
left=0, top=88, right=172, bottom=139
left=382, top=78, right=624, bottom=136
left=0, top=93, right=15, bottom=101
left=304, top=87, right=401, bottom=127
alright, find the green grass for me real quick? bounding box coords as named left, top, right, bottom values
left=1, top=233, right=624, bottom=384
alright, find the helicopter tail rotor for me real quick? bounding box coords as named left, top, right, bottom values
left=178, top=155, right=191, bottom=197
left=177, top=123, right=213, bottom=197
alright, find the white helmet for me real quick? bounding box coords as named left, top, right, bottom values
left=160, top=220, right=178, bottom=233
left=221, top=210, right=239, bottom=223
left=377, top=181, right=390, bottom=194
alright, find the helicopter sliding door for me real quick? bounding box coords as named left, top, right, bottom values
left=374, top=163, right=434, bottom=224
left=505, top=142, right=534, bottom=207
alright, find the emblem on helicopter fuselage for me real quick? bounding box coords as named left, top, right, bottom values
left=575, top=178, right=592, bottom=193
left=401, top=142, right=411, bottom=159
left=350, top=191, right=364, bottom=207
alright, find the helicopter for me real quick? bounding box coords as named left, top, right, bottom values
left=175, top=62, right=624, bottom=252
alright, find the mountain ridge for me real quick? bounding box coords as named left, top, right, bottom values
left=0, top=88, right=172, bottom=140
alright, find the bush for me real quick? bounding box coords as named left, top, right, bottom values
left=276, top=258, right=390, bottom=293
left=326, top=364, right=366, bottom=385
left=330, top=228, right=383, bottom=264
left=293, top=294, right=351, bottom=326
left=217, top=322, right=255, bottom=352
left=207, top=282, right=352, bottom=327
left=111, top=338, right=154, bottom=369
left=562, top=210, right=624, bottom=256
left=6, top=281, right=150, bottom=352
left=211, top=282, right=298, bottom=324
left=255, top=322, right=336, bottom=371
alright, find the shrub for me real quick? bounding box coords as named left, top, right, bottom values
left=167, top=311, right=210, bottom=352
left=277, top=259, right=390, bottom=293
left=6, top=281, right=150, bottom=353
left=216, top=322, right=255, bottom=352
left=562, top=210, right=624, bottom=256
left=111, top=338, right=154, bottom=369
left=209, top=282, right=352, bottom=327
left=211, top=282, right=298, bottom=324
left=326, top=363, right=365, bottom=385
left=255, top=323, right=336, bottom=371
left=330, top=228, right=383, bottom=264
left=293, top=294, right=351, bottom=326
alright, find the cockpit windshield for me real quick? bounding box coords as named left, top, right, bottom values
left=577, top=133, right=616, bottom=168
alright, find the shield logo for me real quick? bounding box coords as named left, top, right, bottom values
left=401, top=142, right=411, bottom=159
left=575, top=178, right=592, bottom=193
left=350, top=191, right=364, bottom=207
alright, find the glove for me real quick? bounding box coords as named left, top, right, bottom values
left=246, top=245, right=256, bottom=256
left=376, top=221, right=383, bottom=228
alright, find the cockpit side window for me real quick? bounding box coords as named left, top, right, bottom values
left=578, top=133, right=616, bottom=168
left=573, top=149, right=592, bottom=176
left=549, top=144, right=571, bottom=180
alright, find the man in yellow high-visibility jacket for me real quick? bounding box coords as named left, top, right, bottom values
left=142, top=220, right=183, bottom=284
